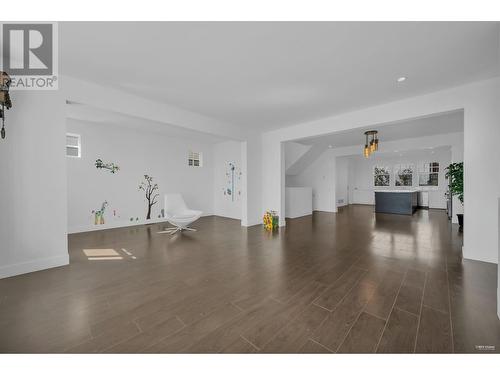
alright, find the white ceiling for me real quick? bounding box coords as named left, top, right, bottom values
left=66, top=102, right=228, bottom=144
left=297, top=110, right=464, bottom=148
left=344, top=145, right=451, bottom=160
left=60, top=22, right=499, bottom=131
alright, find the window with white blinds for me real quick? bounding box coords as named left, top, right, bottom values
left=66, top=133, right=81, bottom=158
left=188, top=151, right=202, bottom=167
left=418, top=162, right=439, bottom=186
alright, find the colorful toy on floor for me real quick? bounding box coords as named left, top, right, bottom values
left=263, top=210, right=279, bottom=231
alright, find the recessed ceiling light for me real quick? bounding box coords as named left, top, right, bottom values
left=397, top=76, right=407, bottom=83
left=328, top=145, right=333, bottom=149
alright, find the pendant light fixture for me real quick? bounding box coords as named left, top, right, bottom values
left=363, top=130, right=379, bottom=158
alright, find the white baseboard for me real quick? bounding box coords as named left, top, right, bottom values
left=68, top=213, right=213, bottom=234
left=0, top=254, right=69, bottom=279
left=285, top=212, right=313, bottom=219
left=241, top=219, right=261, bottom=227
left=462, top=246, right=497, bottom=264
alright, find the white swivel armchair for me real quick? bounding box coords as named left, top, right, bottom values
left=160, top=194, right=202, bottom=234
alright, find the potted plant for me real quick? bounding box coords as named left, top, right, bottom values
left=445, top=162, right=463, bottom=231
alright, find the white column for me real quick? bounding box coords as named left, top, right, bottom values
left=241, top=136, right=262, bottom=227
left=450, top=133, right=464, bottom=224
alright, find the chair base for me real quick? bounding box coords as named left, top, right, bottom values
left=157, top=226, right=197, bottom=235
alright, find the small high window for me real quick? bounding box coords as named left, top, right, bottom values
left=66, top=133, right=81, bottom=158
left=188, top=151, right=202, bottom=167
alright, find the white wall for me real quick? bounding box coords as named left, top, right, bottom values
left=64, top=76, right=262, bottom=229
left=0, top=91, right=68, bottom=278
left=241, top=136, right=262, bottom=226
left=287, top=150, right=336, bottom=212
left=335, top=157, right=349, bottom=207
left=347, top=148, right=451, bottom=208
left=261, top=77, right=500, bottom=264
left=285, top=187, right=312, bottom=218
left=66, top=119, right=215, bottom=233
left=213, top=140, right=243, bottom=220
left=284, top=141, right=311, bottom=171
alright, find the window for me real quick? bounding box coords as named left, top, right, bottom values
left=188, top=151, right=202, bottom=167
left=394, top=163, right=414, bottom=187
left=374, top=165, right=391, bottom=186
left=66, top=133, right=81, bottom=158
left=418, top=162, right=439, bottom=186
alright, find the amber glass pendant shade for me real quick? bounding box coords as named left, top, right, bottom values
left=363, top=130, right=379, bottom=157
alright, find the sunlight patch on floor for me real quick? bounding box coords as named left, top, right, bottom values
left=83, top=248, right=123, bottom=260
left=83, top=249, right=120, bottom=257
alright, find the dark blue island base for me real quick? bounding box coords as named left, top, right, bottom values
left=375, top=191, right=418, bottom=215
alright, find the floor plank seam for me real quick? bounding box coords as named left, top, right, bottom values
left=229, top=301, right=245, bottom=312
left=373, top=269, right=407, bottom=353
left=308, top=338, right=334, bottom=353
left=311, top=265, right=366, bottom=310
left=132, top=320, right=143, bottom=333
left=335, top=309, right=365, bottom=353
left=312, top=302, right=334, bottom=313
left=421, top=303, right=448, bottom=315
left=412, top=270, right=427, bottom=353
left=239, top=334, right=261, bottom=351
left=393, top=306, right=419, bottom=318
left=175, top=315, right=187, bottom=327
left=363, top=310, right=388, bottom=322
left=239, top=335, right=261, bottom=352
left=445, top=261, right=455, bottom=353
left=270, top=296, right=285, bottom=305
left=413, top=272, right=427, bottom=353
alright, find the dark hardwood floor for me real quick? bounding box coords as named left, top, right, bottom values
left=1, top=205, right=499, bottom=353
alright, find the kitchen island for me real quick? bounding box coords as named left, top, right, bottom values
left=375, top=190, right=418, bottom=215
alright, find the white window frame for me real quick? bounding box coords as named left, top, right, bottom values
left=373, top=165, right=391, bottom=187
left=418, top=161, right=439, bottom=187
left=188, top=150, right=203, bottom=167
left=394, top=163, right=414, bottom=187
left=66, top=133, right=81, bottom=158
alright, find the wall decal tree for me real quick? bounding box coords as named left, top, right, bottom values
left=95, top=158, right=120, bottom=173
left=139, top=175, right=159, bottom=220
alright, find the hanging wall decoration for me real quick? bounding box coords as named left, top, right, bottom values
left=139, top=175, right=159, bottom=220
left=0, top=72, right=13, bottom=140
left=92, top=201, right=108, bottom=225
left=223, top=162, right=242, bottom=202
left=95, top=159, right=120, bottom=173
